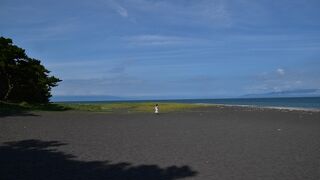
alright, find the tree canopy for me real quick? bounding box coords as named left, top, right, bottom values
left=0, top=37, right=61, bottom=103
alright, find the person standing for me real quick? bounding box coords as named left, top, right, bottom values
left=154, top=104, right=159, bottom=114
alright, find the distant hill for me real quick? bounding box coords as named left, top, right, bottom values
left=51, top=95, right=126, bottom=102
left=243, top=89, right=320, bottom=98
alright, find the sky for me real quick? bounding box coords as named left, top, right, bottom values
left=1, top=0, right=320, bottom=99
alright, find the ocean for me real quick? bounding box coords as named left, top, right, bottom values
left=57, top=97, right=320, bottom=110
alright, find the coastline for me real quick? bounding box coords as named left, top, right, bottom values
left=52, top=96, right=320, bottom=113
left=194, top=103, right=320, bottom=113
left=2, top=100, right=320, bottom=116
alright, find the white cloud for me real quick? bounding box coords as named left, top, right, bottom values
left=276, top=68, right=285, bottom=76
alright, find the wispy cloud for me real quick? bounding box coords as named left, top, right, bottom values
left=105, top=0, right=128, bottom=18
left=12, top=18, right=78, bottom=42
left=246, top=67, right=320, bottom=94
left=224, top=34, right=320, bottom=52
left=53, top=76, right=144, bottom=96
left=118, top=0, right=232, bottom=26
left=249, top=47, right=320, bottom=52
left=116, top=6, right=128, bottom=17
left=124, top=35, right=202, bottom=46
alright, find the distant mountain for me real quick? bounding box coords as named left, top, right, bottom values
left=51, top=95, right=126, bottom=102
left=243, top=89, right=320, bottom=98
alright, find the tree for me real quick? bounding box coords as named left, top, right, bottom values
left=0, top=37, right=61, bottom=103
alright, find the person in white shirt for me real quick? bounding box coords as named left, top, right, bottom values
left=154, top=104, right=159, bottom=114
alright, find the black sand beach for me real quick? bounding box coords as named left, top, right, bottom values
left=1, top=106, right=320, bottom=180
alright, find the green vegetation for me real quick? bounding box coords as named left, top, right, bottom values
left=1, top=101, right=211, bottom=115
left=61, top=102, right=208, bottom=113
left=0, top=101, right=69, bottom=116
left=0, top=101, right=69, bottom=113
left=0, top=37, right=61, bottom=103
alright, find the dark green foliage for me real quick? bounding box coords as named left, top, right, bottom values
left=0, top=37, right=61, bottom=103
left=0, top=102, right=71, bottom=117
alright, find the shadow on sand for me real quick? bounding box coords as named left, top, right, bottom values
left=0, top=139, right=198, bottom=180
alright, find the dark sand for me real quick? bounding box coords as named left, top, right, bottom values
left=1, top=106, right=320, bottom=180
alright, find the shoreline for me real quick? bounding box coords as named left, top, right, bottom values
left=52, top=96, right=320, bottom=113
left=2, top=101, right=320, bottom=115
left=194, top=103, right=320, bottom=112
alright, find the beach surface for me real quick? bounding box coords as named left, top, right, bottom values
left=1, top=106, right=320, bottom=180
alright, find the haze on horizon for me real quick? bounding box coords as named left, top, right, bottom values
left=1, top=0, right=320, bottom=100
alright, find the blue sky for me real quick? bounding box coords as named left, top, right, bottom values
left=1, top=0, right=320, bottom=99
